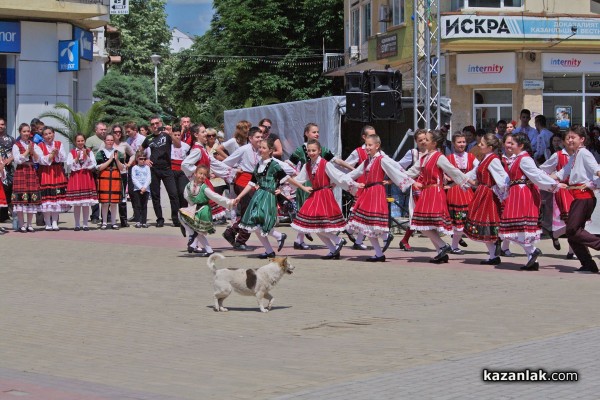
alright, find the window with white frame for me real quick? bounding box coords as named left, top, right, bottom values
left=473, top=89, right=513, bottom=132
left=351, top=7, right=360, bottom=46
left=391, top=0, right=404, bottom=26
left=451, top=0, right=522, bottom=9
left=361, top=2, right=371, bottom=43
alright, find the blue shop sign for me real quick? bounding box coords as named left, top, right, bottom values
left=0, top=21, right=20, bottom=53
left=73, top=26, right=93, bottom=61
left=58, top=40, right=79, bottom=72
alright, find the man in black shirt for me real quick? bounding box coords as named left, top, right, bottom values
left=142, top=116, right=180, bottom=227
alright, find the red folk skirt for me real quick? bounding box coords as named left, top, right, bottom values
left=411, top=185, right=453, bottom=235
left=499, top=184, right=541, bottom=243
left=12, top=164, right=41, bottom=206
left=66, top=169, right=98, bottom=206
left=464, top=185, right=501, bottom=242
left=291, top=186, right=346, bottom=233
left=38, top=163, right=68, bottom=210
left=0, top=183, right=7, bottom=207
left=346, top=182, right=388, bottom=237
left=446, top=185, right=474, bottom=231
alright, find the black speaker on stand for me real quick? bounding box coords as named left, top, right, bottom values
left=370, top=70, right=402, bottom=120
left=345, top=71, right=370, bottom=122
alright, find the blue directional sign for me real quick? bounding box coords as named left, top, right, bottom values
left=58, top=40, right=79, bottom=72
left=0, top=21, right=20, bottom=53
left=73, top=26, right=93, bottom=61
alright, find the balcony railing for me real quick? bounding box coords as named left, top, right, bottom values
left=323, top=53, right=345, bottom=73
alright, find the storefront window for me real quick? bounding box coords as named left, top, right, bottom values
left=473, top=89, right=512, bottom=131
left=543, top=74, right=600, bottom=128
left=451, top=0, right=522, bottom=9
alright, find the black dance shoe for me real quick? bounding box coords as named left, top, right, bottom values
left=480, top=257, right=501, bottom=265
left=258, top=252, right=276, bottom=259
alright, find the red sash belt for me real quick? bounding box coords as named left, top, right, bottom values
left=570, top=188, right=594, bottom=200
left=171, top=159, right=182, bottom=171
left=235, top=171, right=253, bottom=187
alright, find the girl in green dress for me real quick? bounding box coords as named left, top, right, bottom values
left=235, top=139, right=310, bottom=259
left=178, top=164, right=233, bottom=256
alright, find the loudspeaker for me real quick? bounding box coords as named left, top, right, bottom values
left=346, top=92, right=370, bottom=122
left=369, top=70, right=402, bottom=120
left=345, top=71, right=370, bottom=122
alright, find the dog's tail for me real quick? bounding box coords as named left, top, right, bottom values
left=207, top=253, right=225, bottom=273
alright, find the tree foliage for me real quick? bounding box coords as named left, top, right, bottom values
left=38, top=101, right=107, bottom=145
left=109, top=0, right=171, bottom=77
left=93, top=70, right=160, bottom=125
left=164, top=0, right=344, bottom=127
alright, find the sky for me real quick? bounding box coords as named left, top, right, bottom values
left=165, top=0, right=214, bottom=37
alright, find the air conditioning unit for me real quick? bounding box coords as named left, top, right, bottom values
left=349, top=45, right=360, bottom=61
left=379, top=5, right=391, bottom=22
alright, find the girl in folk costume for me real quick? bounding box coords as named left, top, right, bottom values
left=344, top=135, right=414, bottom=262
left=287, top=123, right=354, bottom=250
left=11, top=123, right=41, bottom=232
left=235, top=139, right=308, bottom=259
left=37, top=126, right=68, bottom=231
left=291, top=139, right=352, bottom=259
left=499, top=132, right=563, bottom=271
left=66, top=133, right=98, bottom=231
left=0, top=160, right=7, bottom=233
left=178, top=164, right=233, bottom=256
left=540, top=133, right=576, bottom=259
left=343, top=125, right=374, bottom=251
left=404, top=129, right=469, bottom=264
left=464, top=134, right=509, bottom=265
left=446, top=132, right=479, bottom=254
left=498, top=134, right=516, bottom=257
left=96, top=134, right=126, bottom=230
left=554, top=127, right=600, bottom=273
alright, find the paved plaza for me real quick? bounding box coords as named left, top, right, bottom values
left=1, top=207, right=599, bottom=399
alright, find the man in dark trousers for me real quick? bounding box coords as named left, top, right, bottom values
left=142, top=115, right=180, bottom=227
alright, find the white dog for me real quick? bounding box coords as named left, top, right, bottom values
left=207, top=253, right=294, bottom=312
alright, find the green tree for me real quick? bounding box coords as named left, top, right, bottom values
left=93, top=70, right=161, bottom=125
left=38, top=101, right=107, bottom=145
left=109, top=0, right=171, bottom=76
left=164, top=0, right=344, bottom=126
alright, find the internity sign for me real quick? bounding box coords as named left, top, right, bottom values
left=442, top=16, right=600, bottom=40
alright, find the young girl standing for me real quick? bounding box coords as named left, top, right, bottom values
left=446, top=132, right=478, bottom=254
left=500, top=132, right=563, bottom=271
left=131, top=151, right=152, bottom=228
left=37, top=126, right=68, bottom=231
left=344, top=135, right=414, bottom=262
left=464, top=134, right=508, bottom=265
left=178, top=164, right=233, bottom=256
left=291, top=139, right=352, bottom=259
left=66, top=133, right=98, bottom=231
left=11, top=123, right=41, bottom=232
left=0, top=160, right=7, bottom=233
left=404, top=130, right=469, bottom=263
left=235, top=139, right=308, bottom=259
left=96, top=134, right=126, bottom=230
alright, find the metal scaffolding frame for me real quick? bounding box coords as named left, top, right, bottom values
left=413, top=0, right=441, bottom=130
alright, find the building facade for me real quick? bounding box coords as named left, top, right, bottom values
left=331, top=0, right=600, bottom=131
left=0, top=0, right=109, bottom=136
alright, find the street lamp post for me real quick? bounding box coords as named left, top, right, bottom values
left=150, top=54, right=161, bottom=104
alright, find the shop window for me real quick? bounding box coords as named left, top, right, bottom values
left=542, top=74, right=600, bottom=128
left=451, top=0, right=522, bottom=10
left=362, top=2, right=371, bottom=43
left=473, top=89, right=512, bottom=132
left=391, top=0, right=404, bottom=26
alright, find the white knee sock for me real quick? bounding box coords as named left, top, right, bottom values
left=109, top=204, right=117, bottom=224
left=43, top=212, right=51, bottom=227
left=82, top=207, right=90, bottom=227
left=523, top=244, right=535, bottom=258
left=73, top=206, right=81, bottom=227
left=355, top=233, right=365, bottom=245
left=17, top=211, right=24, bottom=228
left=26, top=212, right=33, bottom=227
left=101, top=204, right=109, bottom=224
left=52, top=212, right=59, bottom=227
left=452, top=230, right=463, bottom=249
left=257, top=233, right=274, bottom=253
left=197, top=234, right=212, bottom=253
left=317, top=233, right=336, bottom=252
left=485, top=242, right=496, bottom=259
left=295, top=232, right=305, bottom=244
left=269, top=229, right=282, bottom=241
left=369, top=237, right=383, bottom=257
left=421, top=230, right=446, bottom=250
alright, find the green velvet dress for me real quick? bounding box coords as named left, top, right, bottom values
left=178, top=183, right=215, bottom=234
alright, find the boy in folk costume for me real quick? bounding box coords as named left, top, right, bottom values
left=499, top=132, right=565, bottom=271
left=344, top=135, right=414, bottom=262
left=540, top=133, right=576, bottom=259
left=66, top=133, right=98, bottom=231
left=554, top=127, right=600, bottom=273
left=404, top=130, right=469, bottom=264
left=287, top=123, right=354, bottom=250
left=291, top=139, right=353, bottom=259
left=446, top=132, right=479, bottom=254
left=37, top=126, right=69, bottom=231
left=11, top=123, right=41, bottom=232
left=464, top=134, right=509, bottom=265
left=178, top=164, right=233, bottom=256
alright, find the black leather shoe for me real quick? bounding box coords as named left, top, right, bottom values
left=521, top=262, right=539, bottom=271
left=172, top=220, right=181, bottom=228
left=525, top=248, right=542, bottom=269
left=321, top=252, right=340, bottom=260
left=258, top=252, right=276, bottom=259
left=294, top=242, right=311, bottom=250
left=233, top=243, right=248, bottom=251
left=305, top=233, right=314, bottom=242
left=352, top=243, right=368, bottom=250
left=334, top=238, right=347, bottom=255
left=196, top=251, right=214, bottom=257
left=566, top=253, right=577, bottom=260
left=187, top=233, right=198, bottom=247
left=277, top=233, right=287, bottom=252
left=156, top=219, right=164, bottom=228
left=459, top=238, right=468, bottom=248
left=494, top=240, right=501, bottom=257
left=344, top=230, right=356, bottom=243
left=434, top=244, right=451, bottom=261
left=429, top=255, right=449, bottom=264
left=382, top=233, right=394, bottom=253
left=480, top=257, right=501, bottom=265
left=222, top=230, right=236, bottom=246
left=552, top=237, right=561, bottom=251
left=366, top=255, right=386, bottom=262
